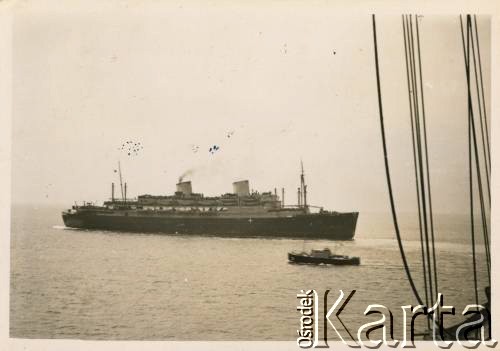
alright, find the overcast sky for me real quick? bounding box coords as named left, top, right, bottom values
left=11, top=3, right=490, bottom=216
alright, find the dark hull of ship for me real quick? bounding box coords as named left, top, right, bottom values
left=288, top=253, right=360, bottom=265
left=62, top=212, right=358, bottom=240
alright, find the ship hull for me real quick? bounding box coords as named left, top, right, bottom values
left=62, top=212, right=358, bottom=240
left=288, top=253, right=360, bottom=265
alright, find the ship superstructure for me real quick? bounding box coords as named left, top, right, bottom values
left=62, top=164, right=358, bottom=240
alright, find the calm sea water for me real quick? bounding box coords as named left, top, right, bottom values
left=10, top=205, right=489, bottom=340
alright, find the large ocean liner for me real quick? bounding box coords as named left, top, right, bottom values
left=62, top=164, right=358, bottom=240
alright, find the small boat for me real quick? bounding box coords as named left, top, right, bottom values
left=288, top=248, right=360, bottom=265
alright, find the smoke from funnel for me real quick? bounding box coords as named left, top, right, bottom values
left=179, top=169, right=194, bottom=183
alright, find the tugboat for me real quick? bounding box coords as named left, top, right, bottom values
left=288, top=248, right=360, bottom=265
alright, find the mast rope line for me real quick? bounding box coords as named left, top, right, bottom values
left=473, top=15, right=492, bottom=181
left=403, top=13, right=440, bottom=327
left=460, top=15, right=480, bottom=312
left=469, top=15, right=492, bottom=204
left=402, top=15, right=430, bottom=318
left=373, top=14, right=458, bottom=339
left=467, top=16, right=491, bottom=277
left=407, top=14, right=435, bottom=309
left=372, top=13, right=492, bottom=338
left=460, top=15, right=491, bottom=282
left=372, top=13, right=426, bottom=308
left=414, top=15, right=439, bottom=305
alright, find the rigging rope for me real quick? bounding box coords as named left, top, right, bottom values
left=374, top=14, right=459, bottom=339
left=402, top=15, right=430, bottom=321
left=415, top=15, right=439, bottom=307
left=373, top=13, right=491, bottom=339
left=469, top=17, right=492, bottom=204
left=461, top=16, right=491, bottom=281
left=468, top=17, right=492, bottom=278
left=407, top=14, right=435, bottom=311
left=460, top=14, right=480, bottom=310
left=473, top=15, right=492, bottom=180
left=372, top=14, right=425, bottom=308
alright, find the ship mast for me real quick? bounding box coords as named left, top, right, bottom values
left=281, top=187, right=285, bottom=207
left=300, top=160, right=307, bottom=208
left=118, top=161, right=124, bottom=201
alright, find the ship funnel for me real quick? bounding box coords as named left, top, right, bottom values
left=233, top=180, right=250, bottom=196
left=176, top=181, right=193, bottom=195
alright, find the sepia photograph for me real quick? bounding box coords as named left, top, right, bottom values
left=1, top=1, right=498, bottom=350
